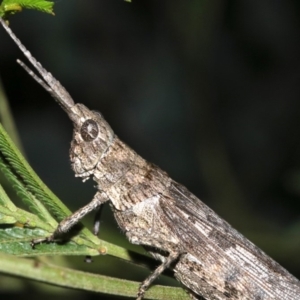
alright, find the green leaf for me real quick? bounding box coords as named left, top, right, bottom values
left=0, top=213, right=16, bottom=224
left=0, top=157, right=55, bottom=224
left=0, top=123, right=67, bottom=222
left=0, top=0, right=54, bottom=18
left=0, top=227, right=100, bottom=256
left=0, top=253, right=190, bottom=300
left=0, top=181, right=16, bottom=210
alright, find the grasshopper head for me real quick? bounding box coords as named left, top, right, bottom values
left=69, top=103, right=114, bottom=181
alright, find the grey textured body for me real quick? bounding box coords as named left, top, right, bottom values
left=1, top=18, right=300, bottom=300
left=77, top=130, right=300, bottom=300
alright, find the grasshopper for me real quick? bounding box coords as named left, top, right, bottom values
left=1, top=18, right=300, bottom=300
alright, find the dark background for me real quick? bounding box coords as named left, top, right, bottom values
left=1, top=0, right=300, bottom=299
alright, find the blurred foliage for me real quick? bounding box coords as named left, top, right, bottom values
left=0, top=0, right=54, bottom=18
left=0, top=0, right=300, bottom=299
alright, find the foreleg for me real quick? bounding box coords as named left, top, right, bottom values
left=31, top=191, right=109, bottom=246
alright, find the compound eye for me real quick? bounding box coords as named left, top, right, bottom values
left=80, top=119, right=99, bottom=142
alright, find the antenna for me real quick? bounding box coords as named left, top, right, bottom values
left=0, top=18, right=75, bottom=111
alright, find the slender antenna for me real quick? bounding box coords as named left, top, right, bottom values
left=17, top=59, right=54, bottom=94
left=0, top=18, right=75, bottom=111
left=17, top=59, right=74, bottom=108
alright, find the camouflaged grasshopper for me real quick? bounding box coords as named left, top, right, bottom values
left=1, top=18, right=300, bottom=300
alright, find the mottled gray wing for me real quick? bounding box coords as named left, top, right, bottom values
left=160, top=181, right=300, bottom=300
